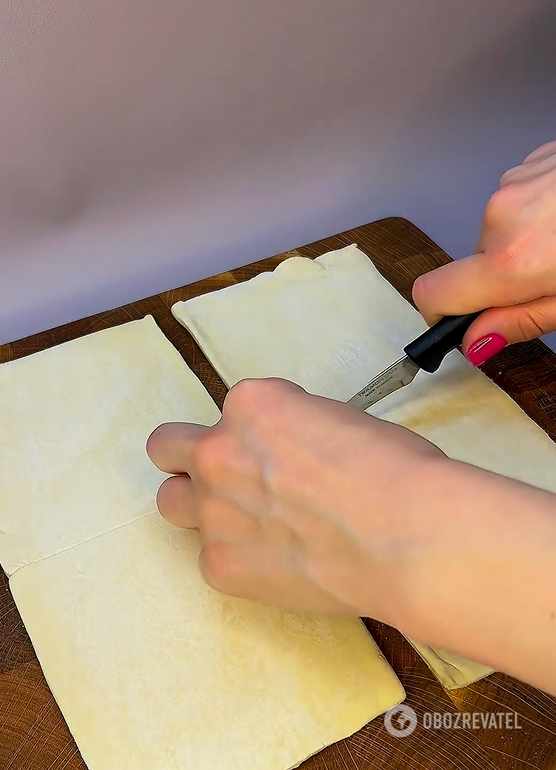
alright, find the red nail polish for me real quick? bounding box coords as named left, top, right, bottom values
left=466, top=334, right=507, bottom=367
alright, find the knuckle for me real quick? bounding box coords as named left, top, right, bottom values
left=201, top=543, right=233, bottom=590
left=193, top=431, right=227, bottom=480
left=483, top=187, right=512, bottom=224
left=517, top=306, right=554, bottom=340
left=498, top=165, right=521, bottom=187
left=224, top=378, right=261, bottom=411
left=200, top=544, right=225, bottom=587
left=224, top=377, right=290, bottom=414
left=514, top=314, right=542, bottom=341
left=491, top=244, right=522, bottom=274
left=522, top=140, right=556, bottom=164
left=490, top=230, right=548, bottom=283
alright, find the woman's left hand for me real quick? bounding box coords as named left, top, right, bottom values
left=146, top=377, right=556, bottom=695
left=146, top=377, right=446, bottom=623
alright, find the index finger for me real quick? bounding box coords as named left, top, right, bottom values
left=146, top=422, right=210, bottom=475
left=412, top=253, right=493, bottom=323
left=412, top=248, right=545, bottom=323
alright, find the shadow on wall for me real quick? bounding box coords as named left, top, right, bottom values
left=411, top=3, right=556, bottom=351
left=359, top=1, right=556, bottom=260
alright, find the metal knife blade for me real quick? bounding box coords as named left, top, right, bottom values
left=346, top=356, right=420, bottom=411
left=346, top=311, right=485, bottom=411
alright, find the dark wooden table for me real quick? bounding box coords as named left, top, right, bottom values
left=2, top=217, right=556, bottom=770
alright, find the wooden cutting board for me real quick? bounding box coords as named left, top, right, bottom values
left=2, top=216, right=556, bottom=770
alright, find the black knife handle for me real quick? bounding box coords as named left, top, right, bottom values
left=404, top=312, right=482, bottom=373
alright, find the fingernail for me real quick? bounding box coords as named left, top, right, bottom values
left=466, top=333, right=507, bottom=367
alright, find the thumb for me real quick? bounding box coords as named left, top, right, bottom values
left=461, top=296, right=556, bottom=366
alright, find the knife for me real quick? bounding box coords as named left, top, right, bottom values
left=347, top=312, right=482, bottom=411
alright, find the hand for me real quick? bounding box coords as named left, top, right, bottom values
left=412, top=139, right=556, bottom=366
left=146, top=377, right=446, bottom=620
left=146, top=377, right=556, bottom=692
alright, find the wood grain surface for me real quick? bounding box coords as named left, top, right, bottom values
left=1, top=216, right=556, bottom=770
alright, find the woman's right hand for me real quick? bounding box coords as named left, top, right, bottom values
left=412, top=140, right=556, bottom=366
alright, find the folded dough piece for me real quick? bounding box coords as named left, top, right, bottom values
left=171, top=244, right=556, bottom=689
left=0, top=315, right=220, bottom=576
left=11, top=513, right=405, bottom=770
left=1, top=314, right=405, bottom=770
left=406, top=641, right=493, bottom=691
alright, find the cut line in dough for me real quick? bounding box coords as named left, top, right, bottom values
left=10, top=512, right=405, bottom=770
left=0, top=315, right=220, bottom=576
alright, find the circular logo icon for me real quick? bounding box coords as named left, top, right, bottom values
left=384, top=704, right=418, bottom=737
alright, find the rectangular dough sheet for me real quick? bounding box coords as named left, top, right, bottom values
left=0, top=315, right=405, bottom=770
left=11, top=513, right=405, bottom=770
left=0, top=315, right=221, bottom=576
left=171, top=244, right=556, bottom=689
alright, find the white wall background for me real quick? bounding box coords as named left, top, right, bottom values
left=1, top=0, right=555, bottom=344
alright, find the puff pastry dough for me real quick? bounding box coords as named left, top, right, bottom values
left=0, top=315, right=405, bottom=770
